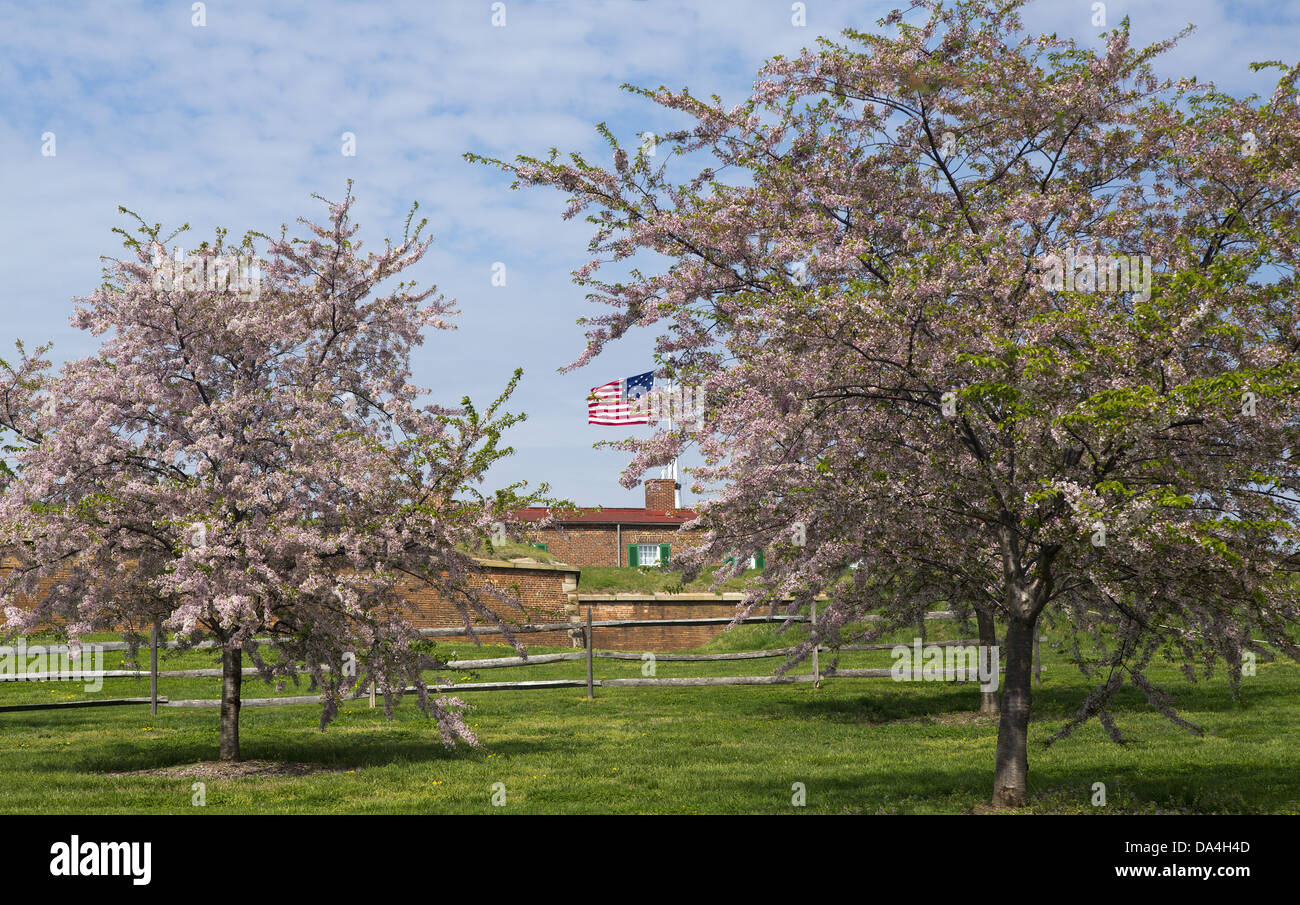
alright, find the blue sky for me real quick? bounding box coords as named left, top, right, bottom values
left=1, top=0, right=1296, bottom=507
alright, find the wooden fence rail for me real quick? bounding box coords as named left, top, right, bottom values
left=14, top=610, right=962, bottom=653
left=0, top=697, right=169, bottom=712
left=1, top=637, right=986, bottom=681
left=415, top=610, right=957, bottom=638
left=2, top=609, right=1015, bottom=713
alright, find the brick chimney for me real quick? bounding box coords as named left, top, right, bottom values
left=644, top=478, right=678, bottom=511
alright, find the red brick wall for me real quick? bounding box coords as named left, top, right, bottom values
left=407, top=567, right=759, bottom=652
left=4, top=557, right=768, bottom=652
left=524, top=525, right=701, bottom=567
left=574, top=594, right=757, bottom=650
left=643, top=479, right=677, bottom=510
left=1, top=556, right=586, bottom=648
left=400, top=560, right=581, bottom=647
left=525, top=525, right=619, bottom=567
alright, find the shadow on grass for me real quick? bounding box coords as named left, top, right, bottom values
left=69, top=738, right=533, bottom=776
left=768, top=686, right=995, bottom=724
left=701, top=762, right=1291, bottom=814
left=764, top=675, right=1289, bottom=728
left=21, top=714, right=546, bottom=776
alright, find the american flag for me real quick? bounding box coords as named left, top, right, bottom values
left=588, top=371, right=654, bottom=425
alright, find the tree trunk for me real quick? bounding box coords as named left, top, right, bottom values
left=219, top=646, right=242, bottom=762
left=991, top=614, right=1035, bottom=808
left=975, top=606, right=1000, bottom=716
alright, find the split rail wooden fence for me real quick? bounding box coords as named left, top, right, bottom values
left=1, top=608, right=1036, bottom=713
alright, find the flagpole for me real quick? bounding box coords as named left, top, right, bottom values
left=667, top=377, right=680, bottom=509
left=661, top=376, right=671, bottom=483
left=652, top=373, right=681, bottom=509
left=673, top=455, right=680, bottom=509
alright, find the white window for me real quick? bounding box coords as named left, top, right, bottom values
left=636, top=543, right=661, bottom=566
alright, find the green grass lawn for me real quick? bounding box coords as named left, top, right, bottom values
left=465, top=541, right=559, bottom=564
left=577, top=564, right=765, bottom=593
left=1, top=621, right=1297, bottom=814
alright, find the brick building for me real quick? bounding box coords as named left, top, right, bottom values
left=1, top=478, right=771, bottom=650
left=0, top=555, right=741, bottom=650
left=513, top=478, right=700, bottom=568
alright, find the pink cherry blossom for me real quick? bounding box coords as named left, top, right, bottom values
left=1, top=187, right=545, bottom=761
left=477, top=0, right=1300, bottom=807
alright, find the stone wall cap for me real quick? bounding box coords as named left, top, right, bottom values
left=473, top=557, right=581, bottom=575
left=578, top=591, right=745, bottom=601
left=575, top=591, right=829, bottom=602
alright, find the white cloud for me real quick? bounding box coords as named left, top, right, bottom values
left=0, top=0, right=1290, bottom=505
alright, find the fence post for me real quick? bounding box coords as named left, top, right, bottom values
left=369, top=679, right=376, bottom=708
left=1033, top=633, right=1042, bottom=685
left=810, top=599, right=819, bottom=684
left=150, top=620, right=160, bottom=716
left=585, top=607, right=594, bottom=700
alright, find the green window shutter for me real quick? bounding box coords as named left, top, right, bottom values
left=628, top=545, right=639, bottom=567
left=724, top=555, right=735, bottom=569
left=659, top=543, right=670, bottom=566
left=755, top=551, right=765, bottom=570
left=533, top=542, right=547, bottom=552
